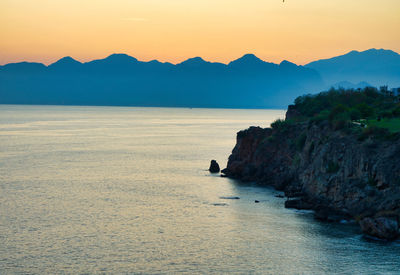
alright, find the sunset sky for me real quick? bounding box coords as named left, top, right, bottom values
left=1, top=0, right=399, bottom=65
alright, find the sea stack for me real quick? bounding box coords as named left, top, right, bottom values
left=209, top=160, right=220, bottom=173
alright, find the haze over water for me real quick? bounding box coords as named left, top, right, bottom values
left=1, top=105, right=399, bottom=274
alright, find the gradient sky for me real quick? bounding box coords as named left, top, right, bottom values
left=1, top=0, right=399, bottom=65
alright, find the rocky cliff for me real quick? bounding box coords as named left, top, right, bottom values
left=222, top=110, right=400, bottom=240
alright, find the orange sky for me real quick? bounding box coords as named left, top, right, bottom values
left=1, top=0, right=399, bottom=65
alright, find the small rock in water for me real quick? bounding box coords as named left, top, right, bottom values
left=209, top=160, right=220, bottom=173
left=359, top=216, right=399, bottom=240
left=255, top=200, right=260, bottom=203
left=219, top=196, right=240, bottom=200
left=285, top=199, right=313, bottom=210
left=212, top=203, right=228, bottom=206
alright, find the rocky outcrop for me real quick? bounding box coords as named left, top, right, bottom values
left=209, top=160, right=220, bottom=173
left=285, top=105, right=301, bottom=120
left=359, top=217, right=399, bottom=240
left=222, top=116, right=400, bottom=240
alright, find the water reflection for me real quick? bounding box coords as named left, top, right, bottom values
left=0, top=105, right=399, bottom=274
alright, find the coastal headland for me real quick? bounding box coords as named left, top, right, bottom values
left=222, top=87, right=400, bottom=240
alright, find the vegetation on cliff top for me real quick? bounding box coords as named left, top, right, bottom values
left=275, top=86, right=400, bottom=139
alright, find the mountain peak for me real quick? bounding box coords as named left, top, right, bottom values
left=230, top=53, right=263, bottom=64
left=279, top=60, right=297, bottom=67
left=58, top=56, right=79, bottom=62
left=365, top=48, right=389, bottom=53
left=347, top=50, right=360, bottom=55
left=148, top=59, right=161, bottom=64
left=344, top=48, right=399, bottom=58
left=104, top=53, right=138, bottom=62
left=179, top=57, right=207, bottom=66
left=49, top=56, right=81, bottom=67
left=84, top=53, right=139, bottom=67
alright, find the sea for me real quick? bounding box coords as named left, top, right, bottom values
left=0, top=105, right=399, bottom=274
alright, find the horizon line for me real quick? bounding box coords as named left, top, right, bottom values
left=0, top=47, right=396, bottom=67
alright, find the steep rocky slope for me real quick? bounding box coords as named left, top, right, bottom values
left=222, top=109, right=400, bottom=240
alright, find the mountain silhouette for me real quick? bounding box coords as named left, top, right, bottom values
left=0, top=49, right=399, bottom=108
left=0, top=62, right=46, bottom=73
left=178, top=57, right=208, bottom=66
left=229, top=54, right=265, bottom=66
left=228, top=54, right=277, bottom=72
left=305, top=49, right=400, bottom=87
left=48, top=56, right=82, bottom=72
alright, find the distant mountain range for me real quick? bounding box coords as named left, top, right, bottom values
left=305, top=49, right=400, bottom=88
left=1, top=49, right=399, bottom=108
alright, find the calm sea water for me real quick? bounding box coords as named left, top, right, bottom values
left=0, top=105, right=399, bottom=274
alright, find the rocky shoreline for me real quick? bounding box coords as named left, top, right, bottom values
left=221, top=107, right=400, bottom=240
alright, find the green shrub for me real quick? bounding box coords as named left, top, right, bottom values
left=310, top=110, right=330, bottom=124
left=326, top=104, right=352, bottom=130
left=270, top=119, right=293, bottom=131
left=350, top=108, right=362, bottom=120
left=291, top=87, right=400, bottom=134
left=331, top=113, right=351, bottom=130
left=380, top=111, right=393, bottom=119
left=293, top=87, right=398, bottom=122
left=356, top=103, right=375, bottom=118
left=329, top=104, right=349, bottom=121
left=392, top=106, right=400, bottom=117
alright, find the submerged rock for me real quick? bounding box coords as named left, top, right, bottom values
left=359, top=217, right=399, bottom=240
left=209, top=160, right=220, bottom=173
left=219, top=196, right=240, bottom=200
left=212, top=203, right=228, bottom=206
left=314, top=208, right=350, bottom=222
left=284, top=199, right=313, bottom=210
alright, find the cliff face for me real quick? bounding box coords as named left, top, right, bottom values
left=222, top=116, right=400, bottom=240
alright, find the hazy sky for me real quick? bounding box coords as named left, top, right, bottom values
left=1, top=0, right=399, bottom=65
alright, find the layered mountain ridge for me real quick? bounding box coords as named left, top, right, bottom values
left=1, top=49, right=399, bottom=108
